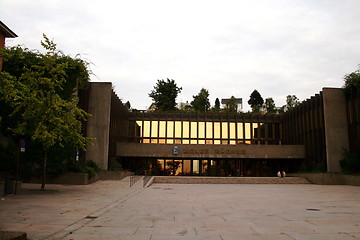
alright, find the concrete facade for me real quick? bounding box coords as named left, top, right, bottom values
left=82, top=82, right=354, bottom=174
left=85, top=82, right=113, bottom=170
left=323, top=88, right=349, bottom=172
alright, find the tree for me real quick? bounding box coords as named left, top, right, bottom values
left=125, top=101, right=131, bottom=110
left=263, top=98, right=276, bottom=114
left=191, top=88, right=210, bottom=112
left=0, top=35, right=92, bottom=189
left=283, top=95, right=299, bottom=112
left=224, top=96, right=238, bottom=113
left=248, top=90, right=264, bottom=113
left=148, top=78, right=182, bottom=111
left=214, top=98, right=220, bottom=111
left=343, top=65, right=360, bottom=93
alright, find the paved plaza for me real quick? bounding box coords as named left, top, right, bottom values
left=1, top=178, right=360, bottom=240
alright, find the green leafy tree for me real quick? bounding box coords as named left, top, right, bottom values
left=148, top=78, right=182, bottom=111
left=224, top=96, right=238, bottom=113
left=343, top=65, right=360, bottom=93
left=263, top=98, right=276, bottom=113
left=283, top=95, right=299, bottom=112
left=0, top=35, right=92, bottom=189
left=191, top=88, right=210, bottom=112
left=248, top=90, right=264, bottom=113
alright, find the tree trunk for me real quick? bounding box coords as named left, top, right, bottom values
left=41, top=149, right=48, bottom=190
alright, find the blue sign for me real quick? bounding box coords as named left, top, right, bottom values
left=173, top=146, right=179, bottom=155
left=20, top=139, right=26, bottom=148
left=20, top=139, right=26, bottom=152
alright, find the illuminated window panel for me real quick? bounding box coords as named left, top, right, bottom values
left=159, top=121, right=166, bottom=138
left=174, top=121, right=182, bottom=138
left=151, top=121, right=158, bottom=138
left=183, top=122, right=189, bottom=138
left=206, top=122, right=213, bottom=139
left=198, top=122, right=205, bottom=139
left=167, top=121, right=174, bottom=138
left=142, top=121, right=150, bottom=138
left=191, top=122, right=197, bottom=140
left=221, top=122, right=228, bottom=139
left=214, top=123, right=220, bottom=139
left=193, top=160, right=199, bottom=174
left=229, top=122, right=236, bottom=145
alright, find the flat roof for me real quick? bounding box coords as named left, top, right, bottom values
left=0, top=21, right=17, bottom=38
left=221, top=98, right=242, bottom=104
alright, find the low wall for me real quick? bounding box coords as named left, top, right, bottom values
left=98, top=170, right=133, bottom=180
left=290, top=173, right=360, bottom=186
left=153, top=176, right=310, bottom=184
left=24, top=171, right=132, bottom=185
left=27, top=173, right=93, bottom=185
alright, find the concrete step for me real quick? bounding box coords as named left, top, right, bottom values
left=152, top=176, right=311, bottom=184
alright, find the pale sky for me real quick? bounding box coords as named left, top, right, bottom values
left=1, top=0, right=360, bottom=111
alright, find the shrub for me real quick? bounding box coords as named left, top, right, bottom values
left=83, top=160, right=99, bottom=179
left=340, top=150, right=360, bottom=173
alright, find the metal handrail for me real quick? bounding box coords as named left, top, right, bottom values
left=142, top=172, right=153, bottom=187
left=130, top=168, right=145, bottom=187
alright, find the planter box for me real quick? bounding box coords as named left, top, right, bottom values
left=26, top=173, right=93, bottom=185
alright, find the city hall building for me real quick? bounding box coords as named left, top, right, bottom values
left=78, top=82, right=359, bottom=177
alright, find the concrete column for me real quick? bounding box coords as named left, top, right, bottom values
left=85, top=82, right=112, bottom=170
left=323, top=88, right=349, bottom=172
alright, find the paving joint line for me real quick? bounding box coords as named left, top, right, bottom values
left=41, top=184, right=145, bottom=240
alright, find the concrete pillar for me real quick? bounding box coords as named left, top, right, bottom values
left=323, top=88, right=349, bottom=172
left=85, top=82, right=112, bottom=170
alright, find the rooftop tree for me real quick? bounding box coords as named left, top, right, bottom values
left=214, top=98, right=220, bottom=111
left=224, top=96, right=238, bottom=113
left=343, top=65, right=360, bottom=93
left=148, top=78, right=182, bottom=111
left=263, top=98, right=276, bottom=114
left=191, top=88, right=210, bottom=112
left=248, top=89, right=264, bottom=113
left=284, top=95, right=299, bottom=112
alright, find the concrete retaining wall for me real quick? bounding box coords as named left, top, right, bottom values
left=25, top=171, right=132, bottom=185
left=291, top=173, right=360, bottom=186
left=98, top=170, right=133, bottom=180
left=26, top=173, right=93, bottom=185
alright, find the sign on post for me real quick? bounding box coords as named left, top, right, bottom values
left=20, top=139, right=26, bottom=152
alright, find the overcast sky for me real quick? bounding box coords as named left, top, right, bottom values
left=1, top=0, right=360, bottom=111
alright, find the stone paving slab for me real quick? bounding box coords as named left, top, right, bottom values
left=1, top=179, right=360, bottom=240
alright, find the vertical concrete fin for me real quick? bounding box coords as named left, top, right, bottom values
left=323, top=88, right=349, bottom=173
left=85, top=82, right=112, bottom=170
